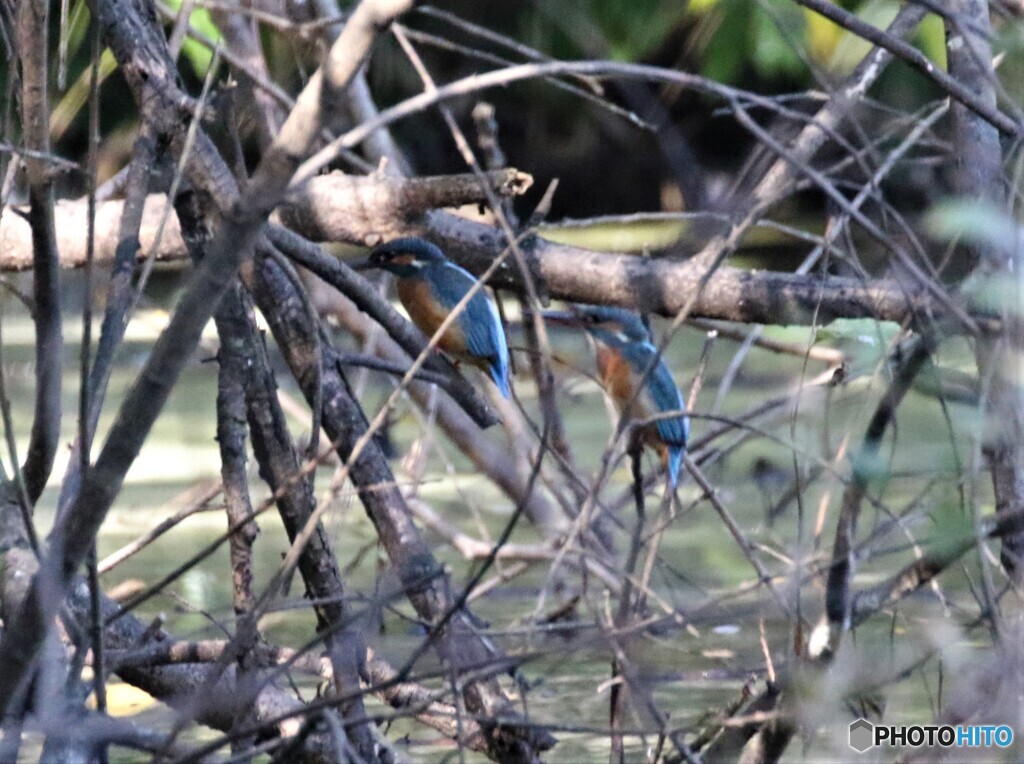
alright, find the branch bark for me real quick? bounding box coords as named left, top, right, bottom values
left=14, top=0, right=63, bottom=505
left=219, top=276, right=379, bottom=760
left=0, top=0, right=415, bottom=722
left=0, top=172, right=972, bottom=331
left=249, top=251, right=556, bottom=762
left=0, top=170, right=530, bottom=271
left=943, top=0, right=1024, bottom=581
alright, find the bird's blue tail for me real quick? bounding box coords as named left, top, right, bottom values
left=490, top=360, right=511, bottom=399
left=667, top=445, right=684, bottom=489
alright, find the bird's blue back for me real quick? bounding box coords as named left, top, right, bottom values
left=621, top=340, right=689, bottom=487
left=423, top=260, right=510, bottom=398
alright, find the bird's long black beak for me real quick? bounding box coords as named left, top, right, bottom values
left=538, top=309, right=583, bottom=327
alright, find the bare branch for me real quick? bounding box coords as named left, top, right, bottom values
left=0, top=169, right=532, bottom=270
left=0, top=0, right=415, bottom=721
left=812, top=334, right=935, bottom=659
left=14, top=0, right=63, bottom=505
left=793, top=0, right=1020, bottom=137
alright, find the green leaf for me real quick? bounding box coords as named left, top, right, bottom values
left=588, top=0, right=689, bottom=61
left=750, top=0, right=807, bottom=79
left=700, top=0, right=749, bottom=83
left=829, top=0, right=899, bottom=73
left=165, top=0, right=222, bottom=76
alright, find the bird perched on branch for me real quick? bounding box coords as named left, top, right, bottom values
left=354, top=237, right=511, bottom=398
left=544, top=305, right=689, bottom=487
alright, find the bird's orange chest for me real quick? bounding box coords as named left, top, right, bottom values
left=396, top=277, right=470, bottom=356
left=596, top=345, right=637, bottom=410
left=596, top=344, right=660, bottom=422
left=596, top=344, right=664, bottom=453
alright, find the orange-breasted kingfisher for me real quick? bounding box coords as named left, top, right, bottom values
left=545, top=305, right=689, bottom=487
left=354, top=238, right=511, bottom=398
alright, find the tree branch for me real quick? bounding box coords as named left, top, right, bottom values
left=793, top=0, right=1020, bottom=137
left=0, top=0, right=415, bottom=721
left=14, top=0, right=63, bottom=505
left=0, top=169, right=531, bottom=271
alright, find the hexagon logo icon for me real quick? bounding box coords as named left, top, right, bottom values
left=849, top=718, right=874, bottom=752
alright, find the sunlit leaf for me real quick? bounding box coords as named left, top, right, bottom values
left=699, top=0, right=750, bottom=83
left=750, top=0, right=807, bottom=79
left=828, top=0, right=898, bottom=74
left=915, top=13, right=947, bottom=70
left=164, top=0, right=222, bottom=75
left=589, top=0, right=689, bottom=61
left=51, top=48, right=119, bottom=141
left=804, top=8, right=843, bottom=64
left=62, top=0, right=91, bottom=69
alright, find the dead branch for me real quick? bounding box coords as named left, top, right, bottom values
left=283, top=168, right=533, bottom=242
left=0, top=544, right=338, bottom=759
left=794, top=0, right=1021, bottom=138
left=213, top=282, right=262, bottom=753
left=14, top=0, right=64, bottom=506
left=250, top=249, right=556, bottom=761
left=946, top=0, right=1024, bottom=583
left=0, top=169, right=532, bottom=271
left=814, top=334, right=934, bottom=659
left=217, top=271, right=378, bottom=758
left=0, top=0, right=414, bottom=724
left=104, top=634, right=501, bottom=753
left=285, top=192, right=952, bottom=328
left=0, top=171, right=975, bottom=331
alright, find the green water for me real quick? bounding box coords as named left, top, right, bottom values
left=2, top=272, right=1010, bottom=763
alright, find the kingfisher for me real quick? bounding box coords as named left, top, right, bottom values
left=544, top=305, right=689, bottom=488
left=354, top=237, right=511, bottom=398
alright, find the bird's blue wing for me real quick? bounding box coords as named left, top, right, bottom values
left=625, top=343, right=689, bottom=449
left=427, top=262, right=510, bottom=397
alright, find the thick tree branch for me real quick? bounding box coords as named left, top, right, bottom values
left=421, top=217, right=944, bottom=327
left=944, top=0, right=1024, bottom=582
left=213, top=282, right=262, bottom=753
left=0, top=0, right=413, bottom=721
left=214, top=275, right=378, bottom=760
left=249, top=252, right=556, bottom=762
left=15, top=0, right=63, bottom=505
left=0, top=172, right=972, bottom=331
left=0, top=170, right=530, bottom=271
